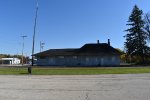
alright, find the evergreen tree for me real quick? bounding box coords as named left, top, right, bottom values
left=124, top=5, right=148, bottom=63
left=144, top=13, right=150, bottom=40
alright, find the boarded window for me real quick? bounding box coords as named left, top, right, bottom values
left=73, top=56, right=77, bottom=59
left=50, top=58, right=54, bottom=62
left=95, top=58, right=98, bottom=62
left=58, top=56, right=64, bottom=58
left=112, top=57, right=116, bottom=62
left=40, top=56, right=46, bottom=59
left=86, top=57, right=89, bottom=62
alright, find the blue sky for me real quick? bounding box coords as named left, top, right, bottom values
left=0, top=0, right=150, bottom=56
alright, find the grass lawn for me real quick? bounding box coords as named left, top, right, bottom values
left=0, top=67, right=150, bottom=75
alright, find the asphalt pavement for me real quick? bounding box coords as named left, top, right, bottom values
left=0, top=74, right=150, bottom=100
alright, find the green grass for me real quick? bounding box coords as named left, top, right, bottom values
left=0, top=67, right=150, bottom=75
left=0, top=68, right=27, bottom=75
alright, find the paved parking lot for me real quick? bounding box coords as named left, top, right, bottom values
left=0, top=74, right=150, bottom=100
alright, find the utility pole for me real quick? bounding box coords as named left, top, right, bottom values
left=40, top=41, right=45, bottom=52
left=21, top=35, right=27, bottom=65
left=30, top=0, right=39, bottom=74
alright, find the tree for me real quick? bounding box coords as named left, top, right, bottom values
left=124, top=5, right=149, bottom=63
left=144, top=12, right=150, bottom=40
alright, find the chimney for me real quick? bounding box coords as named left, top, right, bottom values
left=97, top=40, right=100, bottom=44
left=108, top=39, right=110, bottom=46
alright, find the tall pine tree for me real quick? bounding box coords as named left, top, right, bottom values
left=124, top=5, right=148, bottom=63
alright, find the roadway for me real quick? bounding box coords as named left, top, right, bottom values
left=0, top=74, right=150, bottom=100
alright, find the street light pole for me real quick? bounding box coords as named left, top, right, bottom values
left=30, top=0, right=39, bottom=74
left=21, top=35, right=27, bottom=65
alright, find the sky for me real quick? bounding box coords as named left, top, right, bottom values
left=0, top=0, right=150, bottom=57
